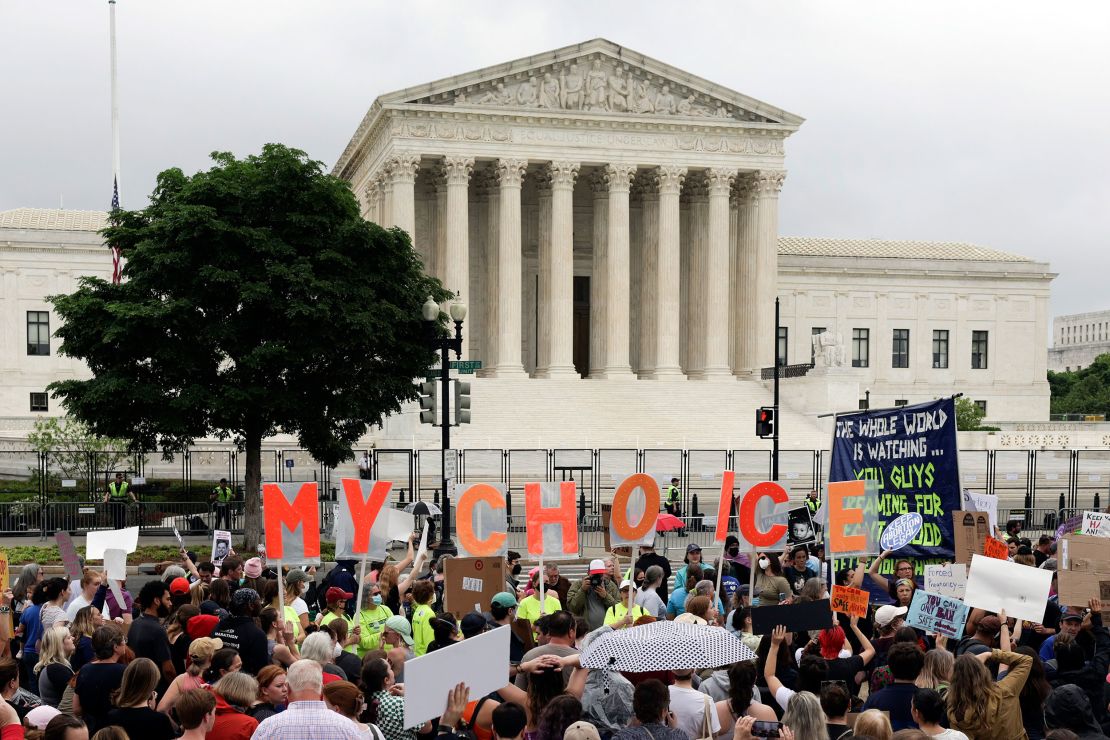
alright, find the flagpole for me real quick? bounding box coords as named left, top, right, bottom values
left=109, top=0, right=121, bottom=200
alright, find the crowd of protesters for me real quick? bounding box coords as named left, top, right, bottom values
left=0, top=513, right=1103, bottom=740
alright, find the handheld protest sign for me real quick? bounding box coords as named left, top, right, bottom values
left=880, top=512, right=924, bottom=552
left=963, top=554, right=1052, bottom=622
left=825, top=480, right=879, bottom=556
left=103, top=548, right=128, bottom=607
left=1060, top=534, right=1110, bottom=571
left=335, top=479, right=393, bottom=557
left=924, top=564, right=967, bottom=599
left=830, top=585, right=869, bottom=617
left=905, top=589, right=969, bottom=639
left=952, top=511, right=991, bottom=564
left=55, top=532, right=82, bottom=581
left=262, top=482, right=321, bottom=564
left=211, top=530, right=232, bottom=567
left=453, top=483, right=508, bottom=557
left=712, top=471, right=737, bottom=542
left=404, top=626, right=510, bottom=728
left=443, top=556, right=507, bottom=620
left=86, top=527, right=139, bottom=560
left=523, top=481, right=578, bottom=559
left=738, top=481, right=790, bottom=551
left=983, top=535, right=1009, bottom=560
left=610, top=474, right=661, bottom=549
left=751, top=599, right=834, bottom=634
left=0, top=552, right=8, bottom=595
left=786, top=506, right=817, bottom=546
left=1082, top=511, right=1110, bottom=538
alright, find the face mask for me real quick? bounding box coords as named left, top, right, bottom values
left=758, top=557, right=770, bottom=570
left=333, top=644, right=343, bottom=658
left=372, top=594, right=383, bottom=606
left=727, top=547, right=739, bottom=557
left=299, top=583, right=308, bottom=595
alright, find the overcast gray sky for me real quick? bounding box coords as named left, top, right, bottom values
left=4, top=1, right=1109, bottom=320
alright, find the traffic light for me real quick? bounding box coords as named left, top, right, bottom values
left=756, top=406, right=775, bottom=438
left=454, top=380, right=471, bottom=425
left=418, top=381, right=437, bottom=425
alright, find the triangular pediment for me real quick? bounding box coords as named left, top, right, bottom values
left=378, top=38, right=803, bottom=127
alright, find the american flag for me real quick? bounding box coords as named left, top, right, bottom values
left=110, top=175, right=122, bottom=284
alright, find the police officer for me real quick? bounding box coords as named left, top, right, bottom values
left=103, top=472, right=136, bottom=529
left=805, top=489, right=821, bottom=535
left=210, top=477, right=235, bottom=530
left=663, top=477, right=683, bottom=517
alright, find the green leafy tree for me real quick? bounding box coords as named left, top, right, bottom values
left=25, top=416, right=129, bottom=489
left=49, top=144, right=447, bottom=547
left=1048, top=354, right=1110, bottom=418
left=955, top=396, right=986, bottom=431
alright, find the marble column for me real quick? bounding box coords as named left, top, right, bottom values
left=638, top=183, right=659, bottom=378
left=379, top=173, right=394, bottom=233
left=362, top=181, right=381, bottom=223
left=443, top=156, right=474, bottom=353
left=652, top=166, right=686, bottom=379
left=386, top=153, right=420, bottom=237
left=752, top=171, right=786, bottom=373
left=728, top=184, right=740, bottom=373
left=685, top=176, right=710, bottom=378
left=734, top=176, right=758, bottom=374
left=432, top=174, right=448, bottom=280
left=588, top=173, right=608, bottom=379
left=535, top=161, right=580, bottom=378
left=491, top=158, right=528, bottom=377
left=478, top=172, right=500, bottom=378
left=701, top=167, right=736, bottom=379
left=603, top=163, right=638, bottom=378
left=534, top=175, right=553, bottom=375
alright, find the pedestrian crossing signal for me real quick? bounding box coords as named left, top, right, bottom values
left=756, top=407, right=775, bottom=438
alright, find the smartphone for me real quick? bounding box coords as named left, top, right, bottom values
left=752, top=721, right=782, bottom=738
left=778, top=592, right=787, bottom=603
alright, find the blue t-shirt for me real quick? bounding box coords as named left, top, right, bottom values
left=862, top=682, right=918, bottom=731
left=20, top=603, right=43, bottom=655
left=1039, top=634, right=1057, bottom=662
left=665, top=587, right=724, bottom=618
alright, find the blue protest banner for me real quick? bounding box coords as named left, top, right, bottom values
left=905, top=589, right=969, bottom=639
left=829, top=397, right=959, bottom=560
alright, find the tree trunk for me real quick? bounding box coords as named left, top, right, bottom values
left=243, top=432, right=263, bottom=551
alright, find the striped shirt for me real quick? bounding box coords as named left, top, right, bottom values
left=251, top=700, right=364, bottom=740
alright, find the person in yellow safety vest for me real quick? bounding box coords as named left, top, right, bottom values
left=357, top=581, right=394, bottom=658
left=663, top=477, right=682, bottom=516
left=410, top=580, right=437, bottom=657
left=319, top=587, right=360, bottom=654
left=805, top=489, right=821, bottom=534
left=210, top=477, right=235, bottom=530
left=103, top=472, right=136, bottom=529
left=516, top=568, right=562, bottom=626
left=604, top=580, right=648, bottom=628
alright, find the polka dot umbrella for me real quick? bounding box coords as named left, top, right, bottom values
left=579, top=619, right=757, bottom=672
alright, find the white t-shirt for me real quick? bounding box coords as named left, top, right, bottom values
left=669, top=684, right=721, bottom=740
left=65, top=594, right=92, bottom=621
left=927, top=730, right=969, bottom=740
left=291, top=597, right=309, bottom=616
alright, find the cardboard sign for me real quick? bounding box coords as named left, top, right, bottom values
left=751, top=598, right=835, bottom=634
left=925, top=564, right=967, bottom=599
left=787, top=506, right=817, bottom=546
left=523, top=482, right=578, bottom=559
left=905, top=589, right=969, bottom=639
left=880, top=512, right=924, bottom=552
left=86, top=526, right=139, bottom=560
left=963, top=554, right=1052, bottom=623
left=0, top=552, right=8, bottom=592
left=335, top=478, right=392, bottom=556
left=1082, top=511, right=1110, bottom=538
left=55, top=532, right=82, bottom=580
left=262, top=482, right=321, bottom=563
left=211, top=530, right=232, bottom=567
left=952, top=511, right=992, bottom=564
left=830, top=585, right=869, bottom=617
left=1060, top=534, right=1110, bottom=572
left=453, top=483, right=508, bottom=557
left=825, top=480, right=879, bottom=556
left=739, top=481, right=790, bottom=551
left=983, top=535, right=1009, bottom=560
left=963, top=491, right=999, bottom=532
left=713, top=471, right=737, bottom=542
left=1057, top=567, right=1110, bottom=607
left=611, top=474, right=663, bottom=548
left=443, top=557, right=507, bottom=620
left=404, top=625, right=510, bottom=728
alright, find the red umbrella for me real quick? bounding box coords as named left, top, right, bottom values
left=656, top=513, right=685, bottom=532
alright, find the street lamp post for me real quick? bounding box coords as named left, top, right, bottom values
left=422, top=296, right=466, bottom=554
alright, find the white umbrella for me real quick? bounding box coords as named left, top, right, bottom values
left=403, top=501, right=442, bottom=516
left=580, top=620, right=757, bottom=672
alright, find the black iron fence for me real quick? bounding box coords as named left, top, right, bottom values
left=0, top=447, right=1105, bottom=538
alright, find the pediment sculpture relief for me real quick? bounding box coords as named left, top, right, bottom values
left=413, top=57, right=769, bottom=122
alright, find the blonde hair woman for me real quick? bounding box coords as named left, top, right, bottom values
left=34, top=626, right=75, bottom=707
left=915, top=649, right=953, bottom=694
left=854, top=709, right=893, bottom=740
left=157, top=636, right=223, bottom=713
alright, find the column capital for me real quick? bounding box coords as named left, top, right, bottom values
left=637, top=170, right=659, bottom=202
left=684, top=172, right=709, bottom=201
left=753, top=170, right=787, bottom=195
left=442, top=156, right=475, bottom=185
left=542, top=161, right=580, bottom=190
left=604, top=163, right=638, bottom=193
left=363, top=181, right=381, bottom=206
left=473, top=168, right=498, bottom=197
left=653, top=165, right=686, bottom=195
left=590, top=170, right=610, bottom=196
left=706, top=168, right=736, bottom=196
left=385, top=153, right=421, bottom=184
left=496, top=158, right=528, bottom=188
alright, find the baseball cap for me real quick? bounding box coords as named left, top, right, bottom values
left=384, top=615, right=414, bottom=646
left=285, top=568, right=309, bottom=585
left=169, top=577, right=192, bottom=596
left=564, top=721, right=602, bottom=740
left=686, top=543, right=702, bottom=554
left=874, top=604, right=908, bottom=627
left=244, top=557, right=263, bottom=579
left=186, top=614, right=220, bottom=639
left=619, top=579, right=634, bottom=590
left=491, top=592, right=518, bottom=608
left=588, top=559, right=607, bottom=575
left=1061, top=610, right=1084, bottom=622
left=25, top=706, right=61, bottom=730
left=326, top=586, right=354, bottom=603
left=231, top=587, right=261, bottom=609
left=461, top=612, right=489, bottom=638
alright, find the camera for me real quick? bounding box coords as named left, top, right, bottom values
left=590, top=574, right=603, bottom=588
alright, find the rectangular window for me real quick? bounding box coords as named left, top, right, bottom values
left=776, top=327, right=788, bottom=366
left=891, top=329, right=910, bottom=368
left=811, top=327, right=825, bottom=363
left=852, top=329, right=869, bottom=368
left=895, top=399, right=909, bottom=407
left=27, top=311, right=49, bottom=356
left=932, top=330, right=949, bottom=369
left=974, top=400, right=987, bottom=415
left=29, top=393, right=48, bottom=412
left=972, top=330, right=989, bottom=369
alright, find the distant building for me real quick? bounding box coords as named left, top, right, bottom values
left=1048, top=309, right=1110, bottom=372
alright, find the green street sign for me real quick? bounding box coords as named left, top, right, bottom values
left=449, top=360, right=483, bottom=374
